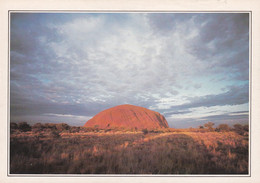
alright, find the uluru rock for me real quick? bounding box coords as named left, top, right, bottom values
left=84, top=104, right=169, bottom=129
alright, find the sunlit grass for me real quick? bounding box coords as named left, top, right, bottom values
left=10, top=124, right=248, bottom=174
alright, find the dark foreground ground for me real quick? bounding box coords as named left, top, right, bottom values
left=10, top=124, right=248, bottom=174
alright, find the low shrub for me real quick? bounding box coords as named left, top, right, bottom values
left=32, top=123, right=45, bottom=133
left=17, top=122, right=31, bottom=132
left=56, top=123, right=70, bottom=132
left=142, top=128, right=148, bottom=135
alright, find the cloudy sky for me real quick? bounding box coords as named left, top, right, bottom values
left=10, top=13, right=249, bottom=128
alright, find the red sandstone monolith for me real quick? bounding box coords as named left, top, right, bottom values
left=84, top=104, right=169, bottom=129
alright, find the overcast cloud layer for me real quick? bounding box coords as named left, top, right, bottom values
left=10, top=13, right=249, bottom=128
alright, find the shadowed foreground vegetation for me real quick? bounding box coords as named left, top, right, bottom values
left=10, top=122, right=248, bottom=174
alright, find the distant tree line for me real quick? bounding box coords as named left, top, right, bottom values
left=10, top=122, right=117, bottom=135
left=10, top=122, right=80, bottom=135
left=198, top=122, right=249, bottom=135
left=10, top=121, right=249, bottom=137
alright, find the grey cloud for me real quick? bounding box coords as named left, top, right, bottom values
left=161, top=84, right=249, bottom=116
left=199, top=14, right=249, bottom=44
left=193, top=84, right=201, bottom=89
left=164, top=110, right=191, bottom=116
left=147, top=13, right=198, bottom=35
left=10, top=13, right=249, bottom=127
left=147, top=13, right=249, bottom=88
left=186, top=14, right=249, bottom=80
left=11, top=14, right=62, bottom=56
left=183, top=84, right=249, bottom=108
left=200, top=113, right=248, bottom=122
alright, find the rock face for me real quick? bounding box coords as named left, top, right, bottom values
left=84, top=104, right=169, bottom=129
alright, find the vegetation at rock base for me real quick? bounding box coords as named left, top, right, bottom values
left=10, top=122, right=248, bottom=174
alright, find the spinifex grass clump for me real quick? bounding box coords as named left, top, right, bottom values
left=10, top=123, right=248, bottom=174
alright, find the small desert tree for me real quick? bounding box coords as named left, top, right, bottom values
left=10, top=122, right=18, bottom=129
left=233, top=124, right=243, bottom=135
left=198, top=125, right=206, bottom=132
left=56, top=123, right=70, bottom=132
left=215, top=124, right=230, bottom=132
left=243, top=124, right=249, bottom=132
left=233, top=124, right=248, bottom=135
left=44, top=123, right=57, bottom=130
left=204, top=122, right=215, bottom=132
left=17, top=122, right=31, bottom=132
